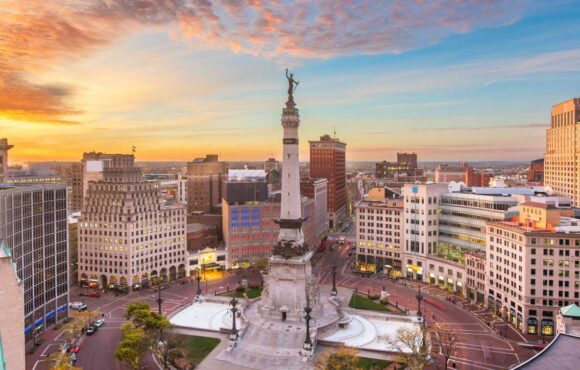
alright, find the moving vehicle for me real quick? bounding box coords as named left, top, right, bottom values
left=94, top=319, right=105, bottom=328
left=69, top=302, right=87, bottom=311
left=88, top=290, right=100, bottom=298
left=86, top=325, right=97, bottom=335
left=70, top=345, right=80, bottom=353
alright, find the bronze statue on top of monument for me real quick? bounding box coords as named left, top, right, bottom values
left=286, top=68, right=299, bottom=95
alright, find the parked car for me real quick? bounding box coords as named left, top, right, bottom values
left=88, top=290, right=100, bottom=298
left=69, top=302, right=87, bottom=311
left=70, top=345, right=80, bottom=354
left=86, top=325, right=97, bottom=335
left=94, top=319, right=105, bottom=328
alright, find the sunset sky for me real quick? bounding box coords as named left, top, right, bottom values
left=2, top=0, right=580, bottom=163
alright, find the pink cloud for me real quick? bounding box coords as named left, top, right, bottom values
left=0, top=0, right=523, bottom=124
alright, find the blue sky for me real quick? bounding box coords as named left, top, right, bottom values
left=2, top=0, right=580, bottom=162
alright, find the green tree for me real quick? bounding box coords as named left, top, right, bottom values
left=315, top=346, right=361, bottom=370
left=126, top=301, right=151, bottom=320
left=115, top=323, right=149, bottom=369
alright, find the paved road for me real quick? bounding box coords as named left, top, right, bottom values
left=314, top=243, right=537, bottom=370
left=27, top=234, right=537, bottom=370
left=26, top=270, right=262, bottom=370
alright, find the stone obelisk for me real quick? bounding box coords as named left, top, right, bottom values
left=260, top=70, right=320, bottom=321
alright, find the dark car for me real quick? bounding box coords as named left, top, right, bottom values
left=86, top=325, right=97, bottom=335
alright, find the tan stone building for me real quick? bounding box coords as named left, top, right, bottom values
left=355, top=187, right=404, bottom=276
left=186, top=155, right=227, bottom=214
left=78, top=154, right=186, bottom=290
left=465, top=250, right=486, bottom=304
left=486, top=200, right=580, bottom=335
left=545, top=98, right=580, bottom=206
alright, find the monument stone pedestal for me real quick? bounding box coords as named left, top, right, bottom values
left=260, top=251, right=320, bottom=321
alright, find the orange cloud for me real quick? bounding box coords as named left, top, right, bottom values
left=0, top=0, right=523, bottom=125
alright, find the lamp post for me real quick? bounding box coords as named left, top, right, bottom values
left=229, top=297, right=239, bottom=342
left=196, top=269, right=202, bottom=296
left=416, top=286, right=424, bottom=320
left=416, top=286, right=430, bottom=362
left=303, top=303, right=313, bottom=351
left=157, top=277, right=164, bottom=315
left=331, top=263, right=338, bottom=296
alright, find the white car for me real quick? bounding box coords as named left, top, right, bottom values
left=69, top=302, right=87, bottom=311
left=94, top=319, right=105, bottom=327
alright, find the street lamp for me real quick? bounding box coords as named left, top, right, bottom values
left=415, top=286, right=430, bottom=362
left=331, top=263, right=338, bottom=296
left=303, top=303, right=313, bottom=351
left=196, top=269, right=202, bottom=297
left=416, top=286, right=424, bottom=320
left=229, top=296, right=239, bottom=343
left=157, top=277, right=164, bottom=315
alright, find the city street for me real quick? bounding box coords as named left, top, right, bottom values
left=25, top=270, right=261, bottom=370
left=27, top=229, right=536, bottom=370
left=315, top=239, right=537, bottom=370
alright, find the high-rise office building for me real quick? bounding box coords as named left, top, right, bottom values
left=528, top=158, right=544, bottom=184
left=0, top=242, right=25, bottom=370
left=0, top=138, right=14, bottom=183
left=78, top=154, right=186, bottom=290
left=0, top=185, right=69, bottom=342
left=402, top=182, right=448, bottom=280
left=186, top=155, right=227, bottom=214
left=309, top=134, right=346, bottom=229
left=545, top=98, right=580, bottom=205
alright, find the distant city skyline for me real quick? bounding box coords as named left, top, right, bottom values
left=2, top=0, right=580, bottom=162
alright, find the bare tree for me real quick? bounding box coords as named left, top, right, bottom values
left=386, top=326, right=430, bottom=370
left=437, top=325, right=458, bottom=370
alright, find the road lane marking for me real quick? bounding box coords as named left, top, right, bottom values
left=32, top=360, right=46, bottom=370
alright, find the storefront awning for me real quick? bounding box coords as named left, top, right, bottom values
left=406, top=264, right=423, bottom=273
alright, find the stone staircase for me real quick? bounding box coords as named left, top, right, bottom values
left=216, top=322, right=308, bottom=369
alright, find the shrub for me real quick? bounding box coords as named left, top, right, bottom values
left=235, top=285, right=245, bottom=293
left=368, top=294, right=380, bottom=300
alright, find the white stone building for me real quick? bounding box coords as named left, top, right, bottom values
left=355, top=187, right=404, bottom=276
left=78, top=154, right=187, bottom=290
left=402, top=182, right=448, bottom=280
left=486, top=199, right=580, bottom=335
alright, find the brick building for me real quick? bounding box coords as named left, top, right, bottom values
left=309, top=134, right=346, bottom=229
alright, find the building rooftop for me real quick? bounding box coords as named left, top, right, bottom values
left=561, top=304, right=580, bottom=319
left=513, top=333, right=580, bottom=369
left=521, top=201, right=555, bottom=209
left=187, top=223, right=210, bottom=234
left=227, top=169, right=267, bottom=181
left=490, top=220, right=580, bottom=235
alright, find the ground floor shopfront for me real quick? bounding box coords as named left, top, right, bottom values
left=356, top=254, right=403, bottom=277
left=486, top=296, right=556, bottom=337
